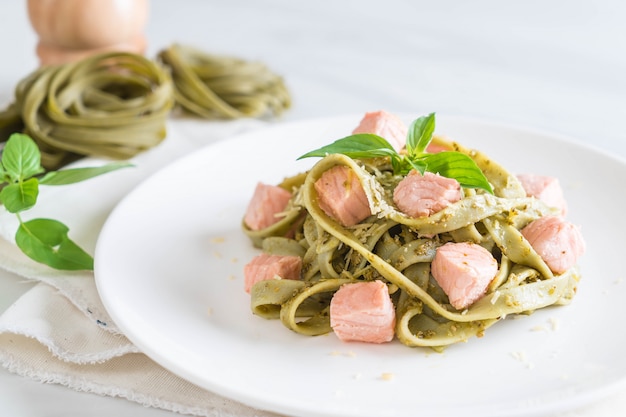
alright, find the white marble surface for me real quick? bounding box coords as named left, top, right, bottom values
left=0, top=0, right=625, bottom=416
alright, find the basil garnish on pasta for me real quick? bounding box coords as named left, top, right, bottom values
left=298, top=113, right=494, bottom=194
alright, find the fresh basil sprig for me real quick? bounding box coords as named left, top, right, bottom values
left=298, top=112, right=493, bottom=194
left=0, top=133, right=132, bottom=271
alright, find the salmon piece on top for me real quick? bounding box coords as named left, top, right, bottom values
left=244, top=182, right=292, bottom=231
left=431, top=242, right=498, bottom=310
left=352, top=110, right=407, bottom=152
left=243, top=253, right=302, bottom=293
left=516, top=174, right=568, bottom=216
left=314, top=165, right=371, bottom=227
left=330, top=280, right=396, bottom=343
left=521, top=215, right=585, bottom=275
left=393, top=170, right=462, bottom=218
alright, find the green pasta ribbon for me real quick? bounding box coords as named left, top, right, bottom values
left=0, top=52, right=174, bottom=170
left=158, top=44, right=291, bottom=119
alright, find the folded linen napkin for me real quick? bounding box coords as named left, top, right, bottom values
left=0, top=118, right=281, bottom=417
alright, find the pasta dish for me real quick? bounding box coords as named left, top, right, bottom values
left=241, top=111, right=585, bottom=350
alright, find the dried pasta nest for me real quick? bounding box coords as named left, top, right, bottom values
left=158, top=44, right=291, bottom=119
left=0, top=52, right=175, bottom=170
left=0, top=45, right=292, bottom=170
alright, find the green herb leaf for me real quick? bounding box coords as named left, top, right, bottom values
left=406, top=112, right=436, bottom=155
left=297, top=133, right=398, bottom=160
left=297, top=112, right=494, bottom=195
left=0, top=164, right=8, bottom=184
left=16, top=218, right=94, bottom=271
left=404, top=158, right=428, bottom=176
left=39, top=162, right=133, bottom=186
left=421, top=151, right=494, bottom=193
left=1, top=133, right=44, bottom=181
left=0, top=178, right=39, bottom=213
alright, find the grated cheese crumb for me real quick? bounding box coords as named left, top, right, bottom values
left=231, top=257, right=238, bottom=263
left=207, top=307, right=213, bottom=316
left=329, top=350, right=357, bottom=358
left=381, top=373, right=394, bottom=381
left=510, top=350, right=535, bottom=369
left=548, top=317, right=560, bottom=331
left=211, top=237, right=225, bottom=244
left=228, top=274, right=237, bottom=281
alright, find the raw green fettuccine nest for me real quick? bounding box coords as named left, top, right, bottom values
left=0, top=45, right=292, bottom=170
left=0, top=52, right=174, bottom=170
left=158, top=44, right=291, bottom=119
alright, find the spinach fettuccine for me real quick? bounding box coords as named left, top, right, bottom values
left=158, top=44, right=291, bottom=119
left=0, top=45, right=291, bottom=170
left=242, top=112, right=584, bottom=350
left=0, top=52, right=174, bottom=170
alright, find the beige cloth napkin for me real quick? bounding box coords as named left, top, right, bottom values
left=0, top=118, right=282, bottom=417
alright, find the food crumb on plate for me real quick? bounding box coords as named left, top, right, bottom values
left=380, top=373, right=394, bottom=381
left=529, top=317, right=560, bottom=332
left=510, top=350, right=535, bottom=370
left=211, top=237, right=226, bottom=244
left=329, top=350, right=357, bottom=357
left=548, top=317, right=560, bottom=331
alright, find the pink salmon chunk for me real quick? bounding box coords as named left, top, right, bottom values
left=393, top=170, right=461, bottom=218
left=431, top=242, right=498, bottom=310
left=516, top=174, right=568, bottom=216
left=244, top=182, right=292, bottom=230
left=243, top=253, right=302, bottom=293
left=314, top=165, right=371, bottom=227
left=521, top=215, right=585, bottom=274
left=352, top=110, right=407, bottom=152
left=330, top=280, right=396, bottom=343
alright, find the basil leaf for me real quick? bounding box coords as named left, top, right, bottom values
left=39, top=162, right=133, bottom=185
left=16, top=218, right=94, bottom=271
left=1, top=134, right=44, bottom=181
left=0, top=178, right=39, bottom=213
left=406, top=113, right=436, bottom=155
left=405, top=158, right=427, bottom=176
left=421, top=151, right=494, bottom=193
left=0, top=164, right=8, bottom=184
left=297, top=133, right=397, bottom=160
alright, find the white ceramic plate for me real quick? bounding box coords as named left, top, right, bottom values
left=95, top=115, right=626, bottom=417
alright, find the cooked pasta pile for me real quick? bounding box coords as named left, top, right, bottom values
left=242, top=130, right=582, bottom=350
